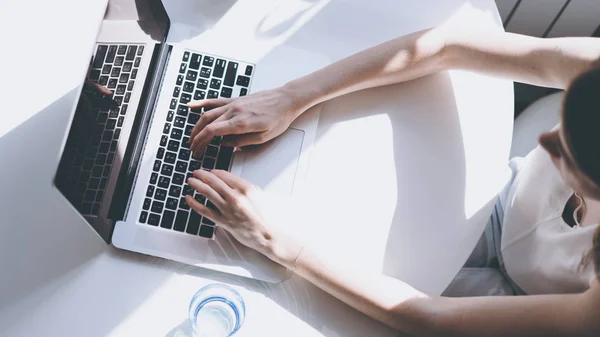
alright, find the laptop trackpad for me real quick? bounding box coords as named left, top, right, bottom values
left=239, top=128, right=304, bottom=196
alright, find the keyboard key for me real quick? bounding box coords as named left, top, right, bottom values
left=165, top=151, right=177, bottom=164
left=134, top=57, right=141, bottom=67
left=193, top=90, right=205, bottom=100
left=169, top=185, right=182, bottom=197
left=106, top=45, right=117, bottom=63
left=186, top=70, right=198, bottom=82
left=214, top=59, right=226, bottom=78
left=202, top=217, right=215, bottom=226
left=114, top=128, right=121, bottom=139
left=160, top=135, right=168, bottom=147
left=173, top=173, right=185, bottom=185
left=96, top=190, right=104, bottom=202
left=168, top=140, right=179, bottom=152
left=186, top=211, right=201, bottom=234
left=216, top=146, right=234, bottom=170
left=117, top=116, right=124, bottom=127
left=202, top=157, right=216, bottom=169
left=166, top=197, right=178, bottom=210
left=167, top=111, right=174, bottom=122
left=81, top=202, right=93, bottom=214
left=108, top=78, right=118, bottom=89
left=175, top=160, right=188, bottom=173
left=224, top=61, right=238, bottom=87
left=199, top=225, right=215, bottom=238
left=179, top=148, right=191, bottom=160
left=245, top=65, right=253, bottom=76
left=107, top=152, right=114, bottom=164
left=98, top=112, right=108, bottom=124
left=117, top=45, right=127, bottom=55
left=153, top=160, right=161, bottom=172
left=182, top=184, right=194, bottom=196
left=174, top=210, right=188, bottom=231
left=150, top=172, right=158, bottom=184
left=99, top=142, right=110, bottom=153
left=126, top=46, right=137, bottom=60
left=119, top=73, right=130, bottom=83
left=203, top=56, right=214, bottom=67
left=199, top=67, right=212, bottom=78
left=189, top=160, right=201, bottom=171
left=103, top=166, right=111, bottom=177
left=194, top=193, right=206, bottom=204
left=151, top=200, right=164, bottom=213
left=171, top=128, right=183, bottom=140
left=174, top=116, right=186, bottom=128
left=102, top=130, right=112, bottom=141
left=210, top=79, right=221, bottom=90
left=197, top=79, right=208, bottom=90
left=161, top=163, right=174, bottom=176
left=99, top=76, right=109, bottom=86
left=143, top=198, right=151, bottom=210
left=177, top=105, right=188, bottom=116
left=139, top=211, right=148, bottom=223
left=206, top=199, right=218, bottom=211
left=179, top=62, right=187, bottom=74
left=205, top=145, right=218, bottom=158
left=236, top=75, right=250, bottom=87
left=163, top=123, right=171, bottom=134
left=183, top=51, right=190, bottom=62
left=160, top=210, right=175, bottom=229
left=208, top=90, right=219, bottom=99
left=188, top=113, right=200, bottom=125
left=146, top=185, right=155, bottom=197
left=84, top=190, right=96, bottom=202
left=116, top=85, right=126, bottom=95
left=137, top=45, right=144, bottom=55
left=157, top=147, right=165, bottom=159
left=102, top=64, right=112, bottom=74
left=127, top=80, right=134, bottom=91
left=131, top=68, right=138, bottom=79
left=115, top=56, right=124, bottom=66
left=92, top=166, right=103, bottom=177
left=158, top=176, right=170, bottom=188
left=180, top=93, right=192, bottom=104
left=183, top=81, right=194, bottom=93
left=148, top=213, right=160, bottom=226
left=93, top=45, right=108, bottom=68
left=121, top=104, right=128, bottom=115
left=190, top=53, right=202, bottom=70
left=112, top=97, right=122, bottom=108
left=123, top=62, right=133, bottom=72
left=95, top=154, right=106, bottom=166
left=240, top=88, right=248, bottom=96
left=220, top=87, right=232, bottom=98
left=176, top=74, right=184, bottom=85
left=155, top=188, right=167, bottom=201
left=170, top=99, right=178, bottom=109
left=179, top=197, right=190, bottom=210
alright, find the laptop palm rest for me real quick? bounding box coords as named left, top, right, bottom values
left=239, top=128, right=304, bottom=196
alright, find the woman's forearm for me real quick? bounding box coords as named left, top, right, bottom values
left=282, top=28, right=448, bottom=116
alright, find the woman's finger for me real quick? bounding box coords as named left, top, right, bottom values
left=84, top=80, right=112, bottom=96
left=190, top=119, right=243, bottom=156
left=187, top=177, right=227, bottom=210
left=187, top=98, right=232, bottom=110
left=185, top=195, right=225, bottom=225
left=193, top=169, right=236, bottom=201
left=210, top=170, right=255, bottom=194
left=189, top=107, right=228, bottom=145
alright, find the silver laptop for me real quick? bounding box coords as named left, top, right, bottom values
left=54, top=0, right=320, bottom=282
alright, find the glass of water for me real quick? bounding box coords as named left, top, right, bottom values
left=189, top=284, right=246, bottom=337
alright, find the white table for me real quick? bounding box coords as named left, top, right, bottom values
left=0, top=0, right=513, bottom=336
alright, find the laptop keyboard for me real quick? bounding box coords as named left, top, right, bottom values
left=137, top=51, right=255, bottom=239
left=55, top=44, right=144, bottom=216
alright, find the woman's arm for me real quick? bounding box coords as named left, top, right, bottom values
left=187, top=27, right=600, bottom=154
left=186, top=169, right=600, bottom=337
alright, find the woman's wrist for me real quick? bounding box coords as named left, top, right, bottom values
left=280, top=77, right=323, bottom=118
left=263, top=230, right=305, bottom=270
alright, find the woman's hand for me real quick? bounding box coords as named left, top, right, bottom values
left=187, top=87, right=306, bottom=158
left=184, top=169, right=303, bottom=269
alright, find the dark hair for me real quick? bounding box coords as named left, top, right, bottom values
left=562, top=63, right=600, bottom=276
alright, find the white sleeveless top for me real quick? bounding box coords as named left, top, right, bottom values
left=501, top=145, right=598, bottom=295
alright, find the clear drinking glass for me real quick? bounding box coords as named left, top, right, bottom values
left=189, top=284, right=246, bottom=337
